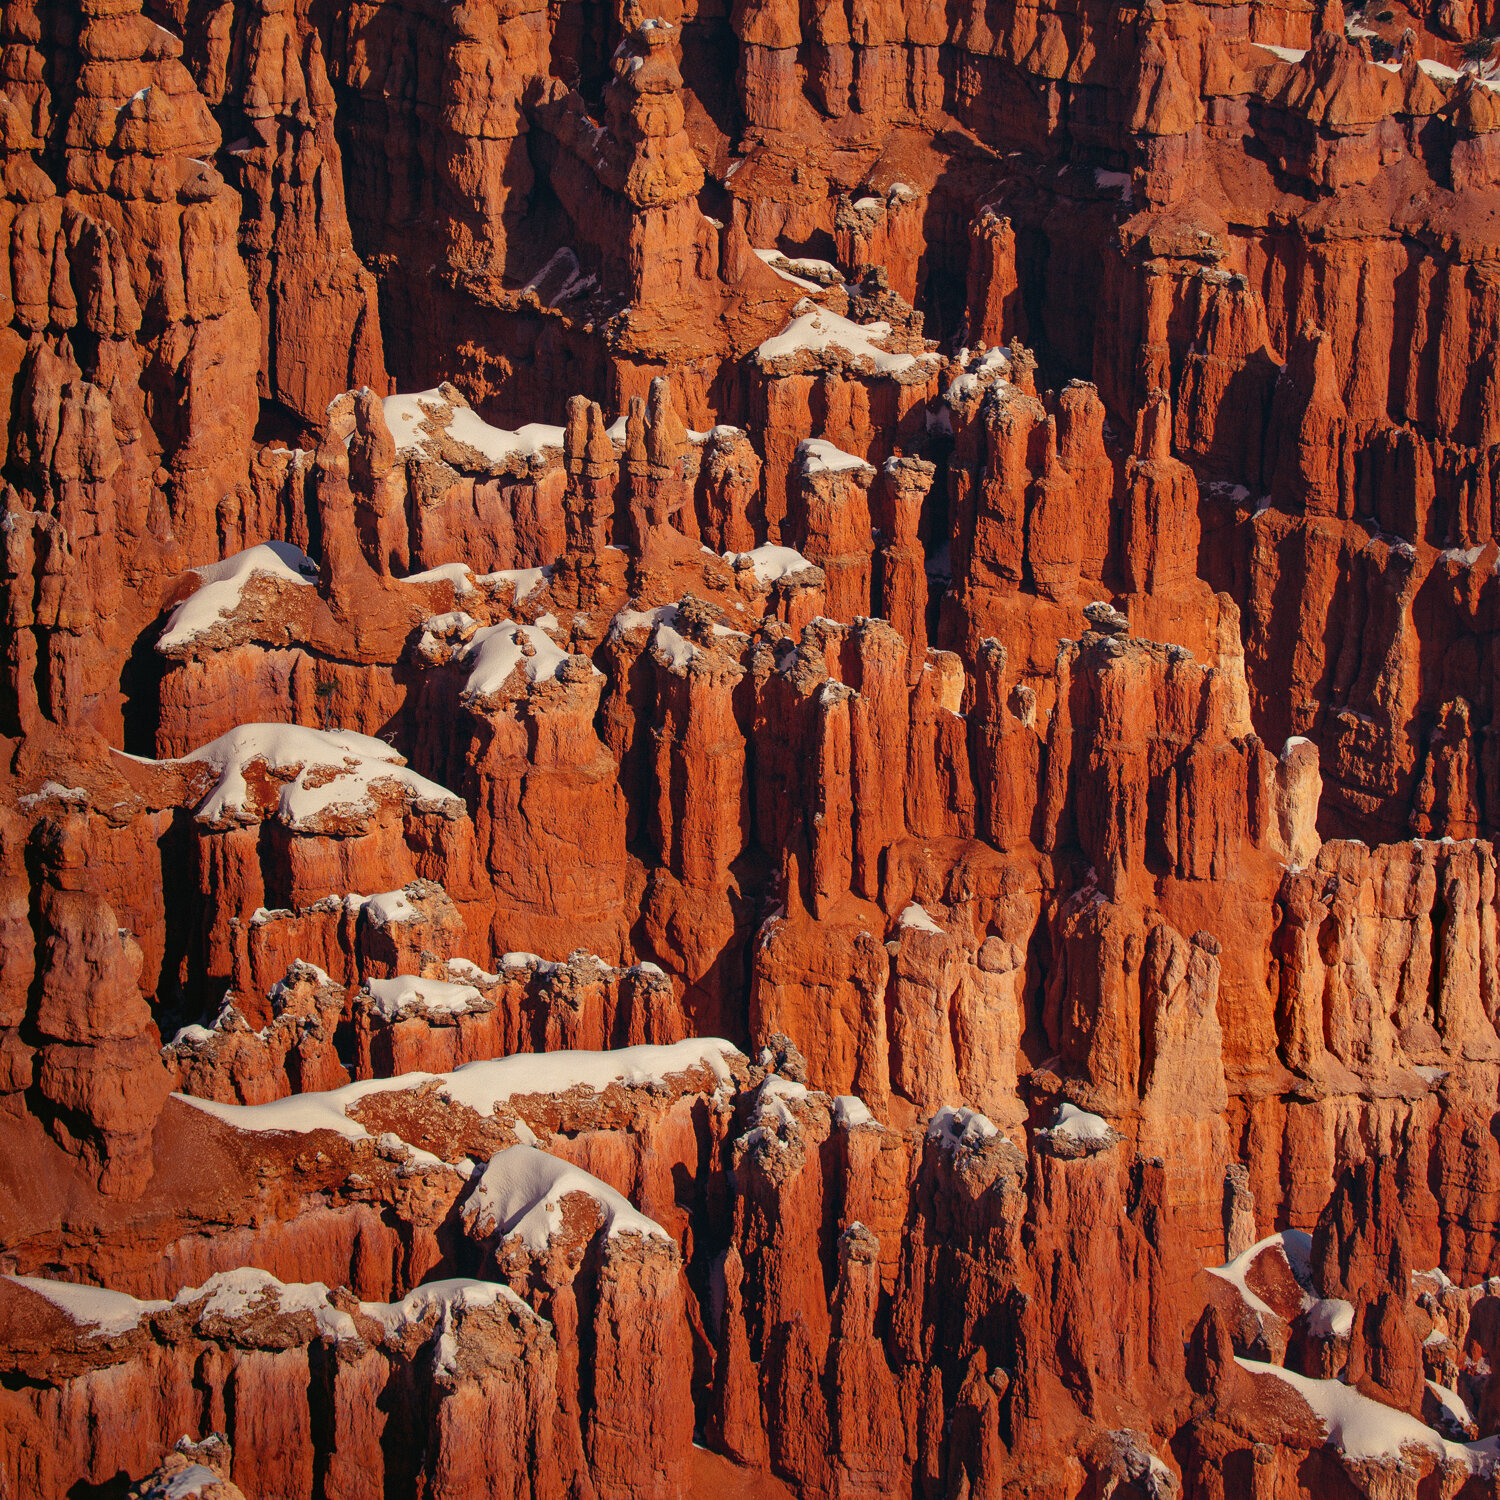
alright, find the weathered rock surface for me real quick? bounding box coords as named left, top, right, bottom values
left=11, top=0, right=1500, bottom=1494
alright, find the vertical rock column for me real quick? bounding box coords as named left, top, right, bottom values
left=231, top=0, right=388, bottom=421
left=64, top=0, right=259, bottom=560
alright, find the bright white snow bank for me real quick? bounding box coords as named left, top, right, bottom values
left=1236, top=1358, right=1500, bottom=1472
left=1037, top=1101, right=1116, bottom=1146
left=945, top=346, right=1011, bottom=406
left=1204, top=1230, right=1313, bottom=1321
left=155, top=1462, right=221, bottom=1496
left=176, top=1039, right=743, bottom=1142
left=465, top=1144, right=670, bottom=1250
left=360, top=888, right=420, bottom=926
left=755, top=299, right=939, bottom=377
left=8, top=1266, right=536, bottom=1346
left=365, top=975, right=483, bottom=1021
left=833, top=1094, right=875, bottom=1128
left=5, top=1275, right=171, bottom=1335
left=1306, top=1297, right=1355, bottom=1339
left=383, top=388, right=564, bottom=470
left=172, top=725, right=461, bottom=830
left=927, top=1105, right=1002, bottom=1150
left=723, top=544, right=818, bottom=584
left=457, top=619, right=595, bottom=700
left=159, top=542, right=316, bottom=652
left=798, top=437, right=873, bottom=476
left=898, top=903, right=945, bottom=935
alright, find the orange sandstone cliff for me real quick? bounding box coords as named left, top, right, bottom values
left=10, top=0, right=1500, bottom=1494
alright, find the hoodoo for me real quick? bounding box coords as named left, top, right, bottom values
left=9, top=0, right=1500, bottom=1494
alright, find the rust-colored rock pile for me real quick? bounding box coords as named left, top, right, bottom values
left=13, top=0, right=1500, bottom=1494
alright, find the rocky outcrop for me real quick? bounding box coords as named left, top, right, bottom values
left=12, top=0, right=1500, bottom=1494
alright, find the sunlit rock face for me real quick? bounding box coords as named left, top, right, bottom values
left=9, top=0, right=1500, bottom=1494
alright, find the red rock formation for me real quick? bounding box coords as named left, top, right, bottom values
left=13, top=0, right=1500, bottom=1493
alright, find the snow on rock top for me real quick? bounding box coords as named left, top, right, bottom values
left=159, top=541, right=317, bottom=653
left=447, top=957, right=502, bottom=986
left=9, top=1268, right=356, bottom=1342
left=1428, top=1380, right=1475, bottom=1430
left=833, top=1094, right=875, bottom=1128
left=10, top=1268, right=538, bottom=1349
left=1256, top=42, right=1308, bottom=62
left=363, top=887, right=420, bottom=926
left=1206, top=1235, right=1288, bottom=1319
left=365, top=975, right=483, bottom=1021
left=193, top=1267, right=359, bottom=1340
left=175, top=1038, right=743, bottom=1142
left=175, top=725, right=463, bottom=831
left=609, top=603, right=745, bottom=674
left=927, top=1105, right=1002, bottom=1150
left=945, top=346, right=1011, bottom=407
left=155, top=1462, right=221, bottom=1497
left=751, top=1075, right=809, bottom=1126
left=477, top=565, right=552, bottom=602
left=798, top=437, right=874, bottom=476
left=752, top=248, right=824, bottom=291
left=383, top=388, right=564, bottom=471
left=751, top=249, right=843, bottom=290
left=18, top=781, right=88, bottom=810
left=755, top=299, right=938, bottom=377
left=360, top=1277, right=538, bottom=1337
left=6, top=1274, right=171, bottom=1335
left=464, top=1144, right=670, bottom=1251
left=1306, top=1297, right=1355, bottom=1339
left=1236, top=1358, right=1500, bottom=1471
left=402, top=561, right=475, bottom=595
left=1038, top=1101, right=1118, bottom=1148
left=723, top=544, right=818, bottom=584
left=458, top=620, right=597, bottom=700
left=898, top=902, right=945, bottom=935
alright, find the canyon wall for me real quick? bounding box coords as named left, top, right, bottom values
left=9, top=0, right=1500, bottom=1493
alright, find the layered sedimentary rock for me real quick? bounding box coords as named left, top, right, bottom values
left=12, top=0, right=1500, bottom=1495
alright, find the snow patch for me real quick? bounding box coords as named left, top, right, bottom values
left=176, top=1039, right=742, bottom=1141
left=466, top=1145, right=670, bottom=1251
left=476, top=565, right=552, bottom=602
left=364, top=888, right=420, bottom=926
left=459, top=620, right=588, bottom=700
left=159, top=542, right=316, bottom=652
left=756, top=299, right=939, bottom=377
left=1039, top=1101, right=1115, bottom=1145
left=5, top=1275, right=170, bottom=1336
left=383, top=389, right=564, bottom=469
left=1306, top=1297, right=1355, bottom=1339
left=752, top=248, right=823, bottom=291
left=799, top=437, right=873, bottom=476
left=1429, top=1379, right=1473, bottom=1429
left=361, top=1276, right=537, bottom=1339
left=175, top=725, right=461, bottom=830
left=833, top=1094, right=875, bottom=1128
left=158, top=1463, right=222, bottom=1498
left=898, top=902, right=944, bottom=935
left=1418, top=57, right=1463, bottom=82
left=365, top=976, right=482, bottom=1021
left=723, top=544, right=817, bottom=584
left=945, top=346, right=1011, bottom=406
left=402, top=562, right=475, bottom=595
left=1237, top=1358, right=1500, bottom=1470
left=1441, top=545, right=1484, bottom=566
left=927, top=1105, right=1001, bottom=1150
left=1205, top=1231, right=1312, bottom=1321
left=18, top=781, right=88, bottom=810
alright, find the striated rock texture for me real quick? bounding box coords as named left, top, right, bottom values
left=14, top=0, right=1500, bottom=1496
